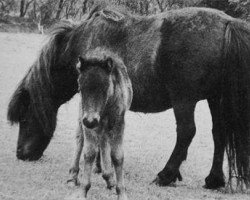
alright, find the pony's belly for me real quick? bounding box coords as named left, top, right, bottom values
left=130, top=90, right=172, bottom=113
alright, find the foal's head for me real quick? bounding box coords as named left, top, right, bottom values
left=77, top=56, right=114, bottom=129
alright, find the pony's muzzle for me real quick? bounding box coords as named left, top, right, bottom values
left=82, top=115, right=100, bottom=129
left=16, top=145, right=43, bottom=161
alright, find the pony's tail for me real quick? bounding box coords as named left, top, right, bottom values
left=223, top=21, right=250, bottom=190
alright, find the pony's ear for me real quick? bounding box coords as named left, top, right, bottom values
left=77, top=56, right=85, bottom=72
left=100, top=10, right=124, bottom=22
left=103, top=57, right=114, bottom=73
left=7, top=86, right=30, bottom=123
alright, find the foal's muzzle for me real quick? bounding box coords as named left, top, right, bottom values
left=82, top=118, right=99, bottom=129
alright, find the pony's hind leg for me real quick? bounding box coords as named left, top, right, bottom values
left=100, top=138, right=115, bottom=189
left=154, top=101, right=196, bottom=186
left=68, top=122, right=83, bottom=186
left=204, top=97, right=226, bottom=189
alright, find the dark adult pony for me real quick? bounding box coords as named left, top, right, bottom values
left=8, top=5, right=250, bottom=189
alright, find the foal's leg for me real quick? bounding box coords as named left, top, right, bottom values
left=100, top=138, right=115, bottom=189
left=81, top=134, right=98, bottom=198
left=204, top=97, right=226, bottom=189
left=93, top=148, right=102, bottom=174
left=111, top=126, right=128, bottom=200
left=154, top=101, right=196, bottom=186
left=68, top=122, right=84, bottom=186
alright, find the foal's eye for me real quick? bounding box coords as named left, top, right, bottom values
left=77, top=56, right=89, bottom=72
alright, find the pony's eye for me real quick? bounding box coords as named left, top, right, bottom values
left=20, top=119, right=28, bottom=125
left=77, top=82, right=81, bottom=92
left=76, top=62, right=82, bottom=72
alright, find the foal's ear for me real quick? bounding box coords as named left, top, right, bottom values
left=76, top=56, right=85, bottom=72
left=104, top=57, right=114, bottom=73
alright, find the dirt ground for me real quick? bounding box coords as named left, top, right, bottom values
left=0, top=32, right=249, bottom=200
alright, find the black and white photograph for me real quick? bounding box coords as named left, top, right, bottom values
left=0, top=0, right=250, bottom=199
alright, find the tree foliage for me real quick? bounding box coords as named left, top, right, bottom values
left=0, top=0, right=16, bottom=17
left=0, top=0, right=249, bottom=28
left=198, top=0, right=250, bottom=19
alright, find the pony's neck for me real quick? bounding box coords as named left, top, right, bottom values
left=51, top=65, right=78, bottom=109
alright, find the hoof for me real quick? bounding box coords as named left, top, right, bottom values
left=204, top=173, right=225, bottom=189
left=67, top=178, right=80, bottom=187
left=102, top=174, right=116, bottom=189
left=106, top=179, right=116, bottom=190
left=152, top=170, right=182, bottom=186
left=68, top=167, right=80, bottom=187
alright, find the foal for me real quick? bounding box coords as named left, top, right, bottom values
left=71, top=49, right=132, bottom=200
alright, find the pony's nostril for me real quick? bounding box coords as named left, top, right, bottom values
left=16, top=147, right=24, bottom=159
left=82, top=118, right=99, bottom=129
left=17, top=146, right=23, bottom=155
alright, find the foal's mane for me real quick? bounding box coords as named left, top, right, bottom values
left=85, top=48, right=129, bottom=82
left=7, top=21, right=77, bottom=134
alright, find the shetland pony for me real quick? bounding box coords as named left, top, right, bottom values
left=70, top=49, right=132, bottom=200
left=8, top=5, right=250, bottom=190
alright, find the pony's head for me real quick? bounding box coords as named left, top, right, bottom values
left=7, top=80, right=56, bottom=161
left=77, top=54, right=114, bottom=129
left=7, top=22, right=77, bottom=160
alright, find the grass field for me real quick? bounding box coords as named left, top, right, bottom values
left=0, top=32, right=249, bottom=200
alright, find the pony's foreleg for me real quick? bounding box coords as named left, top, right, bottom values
left=68, top=122, right=84, bottom=186
left=154, top=101, right=196, bottom=186
left=81, top=134, right=98, bottom=198
left=204, top=97, right=226, bottom=189
left=111, top=127, right=128, bottom=200
left=100, top=139, right=115, bottom=189
left=93, top=148, right=102, bottom=174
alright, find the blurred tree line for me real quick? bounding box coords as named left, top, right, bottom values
left=1, top=0, right=250, bottom=27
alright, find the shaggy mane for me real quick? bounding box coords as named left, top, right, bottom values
left=7, top=21, right=77, bottom=134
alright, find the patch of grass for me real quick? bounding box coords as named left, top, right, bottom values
left=0, top=33, right=249, bottom=200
